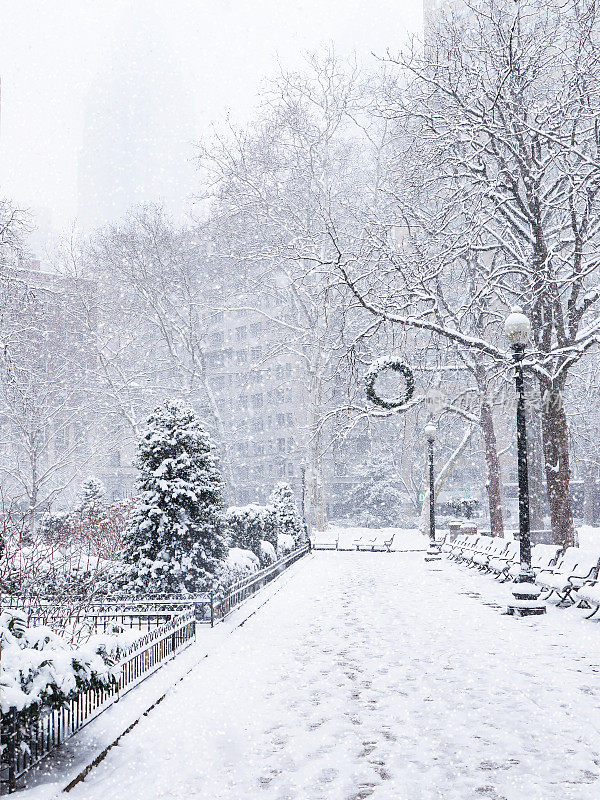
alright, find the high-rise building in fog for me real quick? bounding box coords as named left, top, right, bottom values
left=77, top=11, right=197, bottom=230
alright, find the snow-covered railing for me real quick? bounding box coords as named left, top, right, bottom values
left=1, top=609, right=196, bottom=792
left=213, top=543, right=310, bottom=622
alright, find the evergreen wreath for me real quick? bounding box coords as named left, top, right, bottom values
left=365, top=359, right=415, bottom=409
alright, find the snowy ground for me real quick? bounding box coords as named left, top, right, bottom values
left=21, top=550, right=600, bottom=800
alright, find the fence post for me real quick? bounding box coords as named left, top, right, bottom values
left=210, top=591, right=214, bottom=627
left=7, top=706, right=17, bottom=793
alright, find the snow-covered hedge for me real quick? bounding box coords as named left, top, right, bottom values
left=224, top=504, right=278, bottom=565
left=259, top=540, right=277, bottom=565
left=277, top=533, right=296, bottom=557
left=217, top=547, right=261, bottom=588
left=0, top=610, right=127, bottom=715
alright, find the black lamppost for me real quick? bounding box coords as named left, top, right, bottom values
left=504, top=307, right=545, bottom=616
left=424, top=422, right=441, bottom=562
left=300, top=463, right=310, bottom=548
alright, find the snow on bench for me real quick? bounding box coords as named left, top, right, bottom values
left=312, top=533, right=339, bottom=551
left=536, top=547, right=600, bottom=605
left=355, top=534, right=395, bottom=552
left=575, top=580, right=600, bottom=618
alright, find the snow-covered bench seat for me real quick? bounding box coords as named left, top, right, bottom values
left=470, top=536, right=498, bottom=568
left=536, top=547, right=600, bottom=605
left=505, top=544, right=562, bottom=581
left=488, top=541, right=519, bottom=578
left=356, top=534, right=395, bottom=552
left=312, top=533, right=339, bottom=550
left=445, top=533, right=465, bottom=558
left=454, top=534, right=480, bottom=562
left=574, top=580, right=600, bottom=618
left=448, top=533, right=473, bottom=560
left=460, top=535, right=491, bottom=566
left=473, top=537, right=511, bottom=570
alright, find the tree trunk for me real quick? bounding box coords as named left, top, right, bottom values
left=479, top=400, right=504, bottom=537
left=525, top=374, right=545, bottom=532
left=583, top=459, right=597, bottom=526
left=540, top=384, right=575, bottom=548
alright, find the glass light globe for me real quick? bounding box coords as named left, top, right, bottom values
left=504, top=306, right=531, bottom=345
left=424, top=423, right=437, bottom=442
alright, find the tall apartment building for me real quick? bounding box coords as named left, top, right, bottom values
left=204, top=298, right=309, bottom=507
left=0, top=261, right=98, bottom=515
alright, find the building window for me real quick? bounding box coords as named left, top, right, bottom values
left=251, top=418, right=264, bottom=433
left=288, top=462, right=294, bottom=476
left=210, top=331, right=224, bottom=346
left=251, top=393, right=263, bottom=409
left=236, top=350, right=248, bottom=364
left=249, top=322, right=262, bottom=336
left=277, top=437, right=286, bottom=453
left=236, top=326, right=247, bottom=341
left=250, top=346, right=262, bottom=361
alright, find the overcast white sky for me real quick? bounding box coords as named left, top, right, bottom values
left=0, top=0, right=422, bottom=239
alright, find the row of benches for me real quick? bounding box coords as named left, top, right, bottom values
left=444, top=533, right=600, bottom=617
left=312, top=533, right=395, bottom=552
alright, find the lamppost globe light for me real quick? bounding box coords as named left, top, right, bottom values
left=504, top=306, right=531, bottom=345
left=424, top=423, right=437, bottom=442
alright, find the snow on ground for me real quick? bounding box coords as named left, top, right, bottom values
left=55, top=549, right=600, bottom=800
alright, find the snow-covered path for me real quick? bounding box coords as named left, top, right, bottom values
left=67, top=552, right=600, bottom=800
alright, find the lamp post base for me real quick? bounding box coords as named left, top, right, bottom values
left=425, top=543, right=442, bottom=562
left=506, top=575, right=546, bottom=616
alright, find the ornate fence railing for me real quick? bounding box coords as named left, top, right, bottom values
left=1, top=609, right=196, bottom=792
left=1, top=542, right=310, bottom=791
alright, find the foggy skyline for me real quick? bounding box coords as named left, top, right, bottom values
left=0, top=0, right=422, bottom=246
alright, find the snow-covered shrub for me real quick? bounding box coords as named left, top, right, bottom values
left=218, top=547, right=260, bottom=588
left=260, top=504, right=279, bottom=551
left=277, top=533, right=295, bottom=557
left=259, top=539, right=277, bottom=565
left=0, top=610, right=125, bottom=715
left=269, top=483, right=303, bottom=544
left=42, top=500, right=132, bottom=561
left=225, top=505, right=264, bottom=558
left=38, top=510, right=70, bottom=541
left=122, top=399, right=227, bottom=596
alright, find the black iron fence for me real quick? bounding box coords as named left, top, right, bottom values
left=1, top=610, right=195, bottom=792
left=1, top=543, right=310, bottom=792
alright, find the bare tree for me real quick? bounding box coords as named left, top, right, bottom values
left=334, top=0, right=600, bottom=547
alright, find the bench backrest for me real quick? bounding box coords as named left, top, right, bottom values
left=502, top=541, right=520, bottom=562
left=531, top=544, right=561, bottom=570
left=461, top=534, right=482, bottom=552
left=488, top=538, right=509, bottom=558
left=555, top=547, right=600, bottom=577
left=474, top=535, right=495, bottom=554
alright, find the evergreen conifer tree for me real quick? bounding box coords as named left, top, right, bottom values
left=122, top=399, right=227, bottom=595
left=269, top=483, right=303, bottom=543
left=75, top=477, right=106, bottom=511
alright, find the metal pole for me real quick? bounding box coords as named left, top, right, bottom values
left=513, top=343, right=532, bottom=577
left=429, top=439, right=436, bottom=548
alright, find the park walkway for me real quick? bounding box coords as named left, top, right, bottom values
left=67, top=552, right=600, bottom=800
